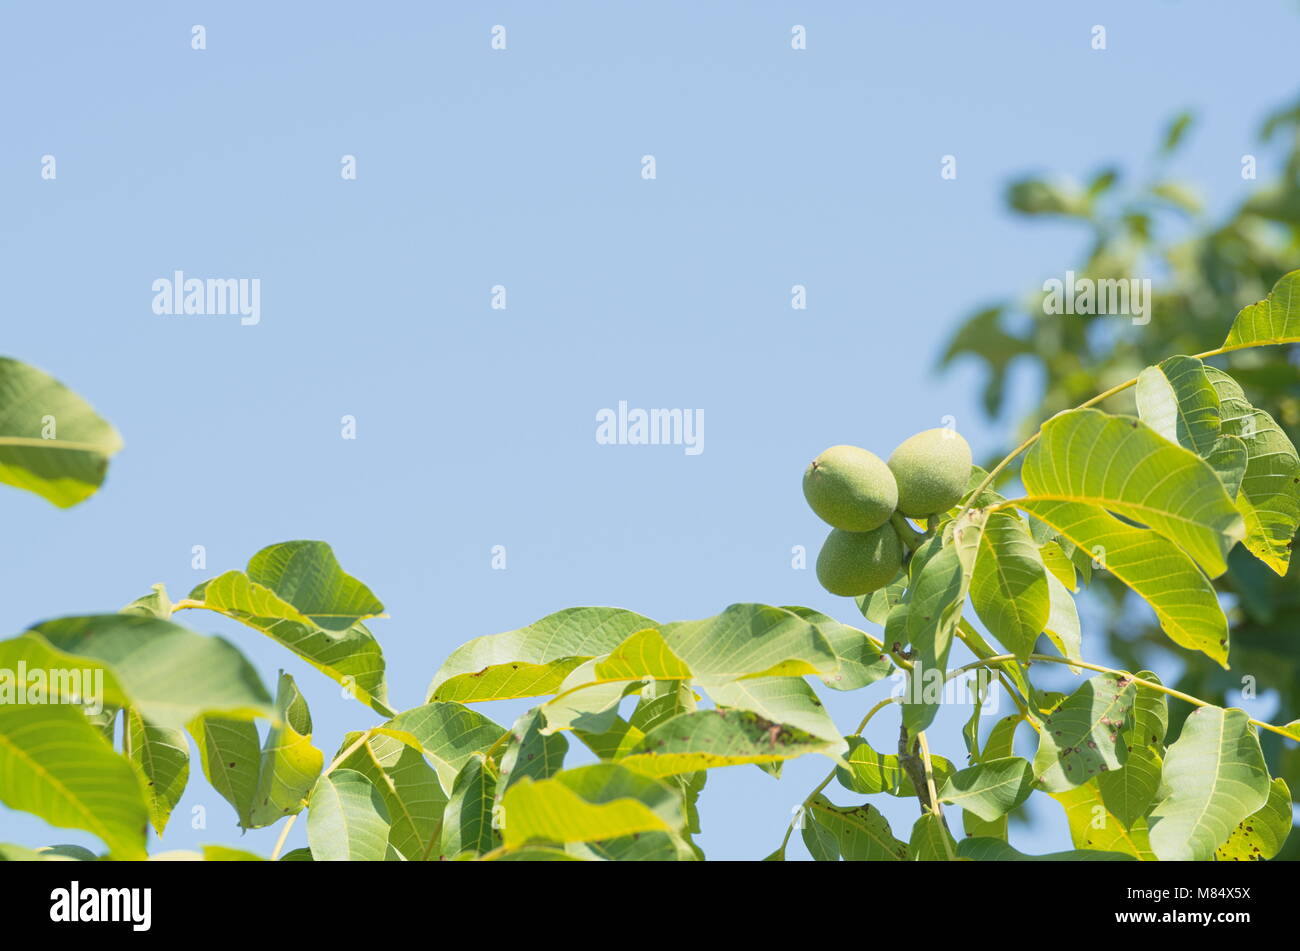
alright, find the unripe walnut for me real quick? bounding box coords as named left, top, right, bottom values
left=803, top=445, right=897, bottom=531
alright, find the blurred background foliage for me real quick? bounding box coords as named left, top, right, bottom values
left=942, top=93, right=1300, bottom=858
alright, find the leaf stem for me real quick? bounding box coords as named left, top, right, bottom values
left=890, top=513, right=926, bottom=553
left=916, top=730, right=956, bottom=860
left=947, top=652, right=1296, bottom=741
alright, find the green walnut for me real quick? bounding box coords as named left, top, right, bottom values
left=887, top=428, right=972, bottom=516
left=815, top=524, right=903, bottom=597
left=802, top=445, right=898, bottom=531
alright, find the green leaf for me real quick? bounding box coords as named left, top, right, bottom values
left=908, top=813, right=956, bottom=860
left=656, top=603, right=841, bottom=684
left=201, top=845, right=265, bottom=861
left=705, top=676, right=845, bottom=745
left=1214, top=778, right=1292, bottom=861
left=1050, top=782, right=1156, bottom=859
left=1033, top=673, right=1137, bottom=792
left=250, top=673, right=323, bottom=828
left=1022, top=408, right=1244, bottom=577
left=498, top=708, right=569, bottom=793
left=307, top=768, right=391, bottom=861
left=122, top=583, right=173, bottom=620
left=1135, top=356, right=1248, bottom=499
left=1038, top=540, right=1077, bottom=591
left=574, top=715, right=645, bottom=761
left=801, top=804, right=842, bottom=860
left=498, top=763, right=683, bottom=850
left=938, top=757, right=1034, bottom=821
left=901, top=514, right=985, bottom=734
left=1204, top=366, right=1300, bottom=575
left=970, top=512, right=1050, bottom=659
left=567, top=830, right=697, bottom=861
left=333, top=728, right=446, bottom=861
left=427, top=607, right=657, bottom=703
left=1096, top=743, right=1162, bottom=830
left=1041, top=569, right=1082, bottom=669
left=0, top=357, right=123, bottom=507
left=1126, top=671, right=1169, bottom=748
left=856, top=577, right=906, bottom=625
left=540, top=669, right=634, bottom=735
left=438, top=755, right=499, bottom=858
left=1161, top=111, right=1194, bottom=153
left=906, top=512, right=985, bottom=662
left=835, top=735, right=956, bottom=797
left=0, top=843, right=91, bottom=861
left=782, top=607, right=892, bottom=691
left=190, top=540, right=389, bottom=713
left=378, top=702, right=504, bottom=797
left=488, top=847, right=586, bottom=861
left=1221, top=269, right=1300, bottom=351
left=125, top=708, right=188, bottom=836
left=961, top=714, right=1024, bottom=840
left=629, top=679, right=697, bottom=734
left=956, top=837, right=1135, bottom=861
left=1147, top=706, right=1271, bottom=861
left=805, top=795, right=908, bottom=861
left=189, top=716, right=260, bottom=829
left=619, top=708, right=840, bottom=778
left=1017, top=500, right=1230, bottom=666
left=0, top=703, right=147, bottom=859
left=24, top=614, right=274, bottom=730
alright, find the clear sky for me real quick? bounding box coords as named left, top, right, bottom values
left=1, top=1, right=1296, bottom=859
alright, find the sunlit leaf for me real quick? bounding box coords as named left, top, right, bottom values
left=0, top=357, right=122, bottom=507
left=24, top=614, right=273, bottom=730
left=333, top=728, right=445, bottom=862
left=125, top=708, right=188, bottom=836
left=938, top=756, right=1034, bottom=821
left=908, top=813, right=956, bottom=860
left=189, top=716, right=260, bottom=829
left=307, top=768, right=391, bottom=861
left=805, top=796, right=908, bottom=861
left=1033, top=673, right=1137, bottom=792
left=1017, top=500, right=1230, bottom=665
left=0, top=704, right=147, bottom=859
left=1050, top=782, right=1156, bottom=860
left=1204, top=367, right=1300, bottom=575
left=1147, top=706, right=1270, bottom=861
left=427, top=607, right=657, bottom=703
left=970, top=512, right=1049, bottom=659
left=1214, top=777, right=1292, bottom=861
left=1221, top=269, right=1300, bottom=352
left=1022, top=408, right=1244, bottom=577
left=620, top=708, right=839, bottom=778
left=250, top=672, right=322, bottom=828
left=957, top=837, right=1135, bottom=861
left=836, top=735, right=956, bottom=798
left=190, top=541, right=389, bottom=713
left=438, top=754, right=498, bottom=858
left=498, top=763, right=683, bottom=850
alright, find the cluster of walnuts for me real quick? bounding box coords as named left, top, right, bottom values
left=802, top=429, right=973, bottom=597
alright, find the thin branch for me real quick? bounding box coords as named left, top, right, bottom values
left=949, top=652, right=1296, bottom=742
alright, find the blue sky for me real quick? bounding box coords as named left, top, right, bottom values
left=1, top=1, right=1296, bottom=859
